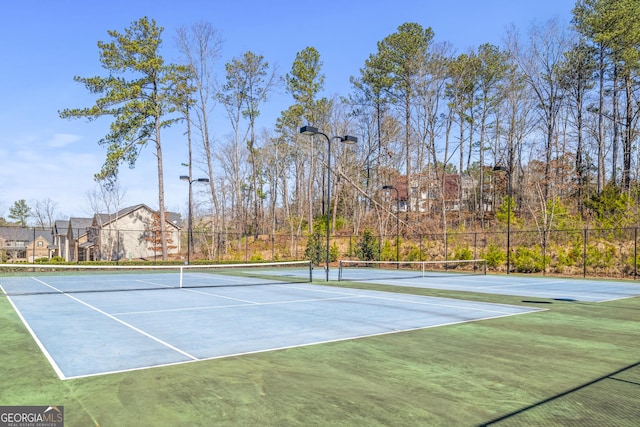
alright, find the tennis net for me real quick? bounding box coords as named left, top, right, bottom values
left=0, top=260, right=313, bottom=296
left=338, top=259, right=487, bottom=281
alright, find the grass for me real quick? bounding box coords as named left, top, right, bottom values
left=1, top=281, right=639, bottom=426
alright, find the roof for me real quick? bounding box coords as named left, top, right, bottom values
left=53, top=220, right=69, bottom=235
left=0, top=226, right=52, bottom=244
left=94, top=204, right=182, bottom=229
left=69, top=217, right=93, bottom=230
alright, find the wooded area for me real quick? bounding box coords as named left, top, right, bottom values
left=54, top=1, right=640, bottom=265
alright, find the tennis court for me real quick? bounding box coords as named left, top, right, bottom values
left=1, top=263, right=542, bottom=380
left=337, top=260, right=640, bottom=302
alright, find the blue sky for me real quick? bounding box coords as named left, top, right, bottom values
left=0, top=0, right=576, bottom=220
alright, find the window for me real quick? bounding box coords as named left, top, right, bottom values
left=37, top=241, right=44, bottom=248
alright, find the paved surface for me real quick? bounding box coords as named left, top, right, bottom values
left=7, top=283, right=541, bottom=379
left=335, top=268, right=640, bottom=302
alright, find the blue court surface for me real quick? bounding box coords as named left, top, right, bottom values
left=5, top=282, right=541, bottom=380
left=335, top=268, right=640, bottom=302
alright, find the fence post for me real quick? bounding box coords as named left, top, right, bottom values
left=444, top=232, right=448, bottom=262
left=542, top=229, right=547, bottom=276
left=583, top=228, right=587, bottom=278
left=634, top=228, right=638, bottom=279
left=473, top=232, right=478, bottom=260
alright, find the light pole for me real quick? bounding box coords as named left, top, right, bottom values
left=493, top=165, right=512, bottom=274
left=382, top=185, right=400, bottom=266
left=299, top=126, right=357, bottom=281
left=180, top=175, right=210, bottom=264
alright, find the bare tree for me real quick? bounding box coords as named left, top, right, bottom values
left=517, top=18, right=571, bottom=201
left=175, top=22, right=222, bottom=231
left=32, top=198, right=58, bottom=229
left=84, top=181, right=127, bottom=261
left=218, top=51, right=277, bottom=236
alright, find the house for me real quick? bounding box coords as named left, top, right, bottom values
left=0, top=226, right=54, bottom=262
left=90, top=204, right=182, bottom=261
left=389, top=174, right=462, bottom=213
left=51, top=218, right=94, bottom=261
left=68, top=217, right=94, bottom=262
left=388, top=171, right=499, bottom=214
left=51, top=220, right=69, bottom=259
left=1, top=205, right=182, bottom=263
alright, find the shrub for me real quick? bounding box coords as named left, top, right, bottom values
left=452, top=244, right=473, bottom=261
left=380, top=239, right=395, bottom=261
left=330, top=242, right=339, bottom=262
left=483, top=244, right=505, bottom=269
left=585, top=242, right=616, bottom=272
left=511, top=245, right=548, bottom=273
left=406, top=244, right=424, bottom=262
left=356, top=229, right=380, bottom=261
left=554, top=242, right=581, bottom=268
left=304, top=230, right=325, bottom=265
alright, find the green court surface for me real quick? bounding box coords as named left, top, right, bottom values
left=1, top=282, right=638, bottom=426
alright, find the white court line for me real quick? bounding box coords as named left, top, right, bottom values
left=2, top=283, right=66, bottom=380
left=282, top=283, right=542, bottom=311
left=65, top=305, right=543, bottom=381
left=112, top=295, right=367, bottom=316
left=10, top=278, right=546, bottom=380
left=184, top=272, right=271, bottom=285
left=480, top=280, right=567, bottom=289
left=180, top=287, right=261, bottom=304
left=135, top=279, right=176, bottom=289
left=365, top=276, right=592, bottom=293
left=366, top=279, right=608, bottom=300
left=29, top=277, right=199, bottom=367
left=114, top=283, right=540, bottom=317
left=426, top=276, right=566, bottom=286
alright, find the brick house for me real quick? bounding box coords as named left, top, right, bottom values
left=0, top=226, right=54, bottom=262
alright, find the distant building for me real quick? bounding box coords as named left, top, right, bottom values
left=0, top=226, right=54, bottom=262
left=388, top=174, right=462, bottom=213
left=386, top=171, right=499, bottom=216
left=0, top=204, right=182, bottom=262
left=90, top=204, right=182, bottom=261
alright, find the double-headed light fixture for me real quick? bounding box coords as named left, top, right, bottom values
left=299, top=126, right=357, bottom=281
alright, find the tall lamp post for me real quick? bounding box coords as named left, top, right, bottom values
left=493, top=166, right=512, bottom=274
left=382, top=185, right=400, bottom=265
left=180, top=175, right=210, bottom=264
left=299, top=126, right=357, bottom=281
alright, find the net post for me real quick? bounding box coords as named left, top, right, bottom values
left=338, top=261, right=342, bottom=281
left=179, top=266, right=184, bottom=288
left=308, top=260, right=313, bottom=282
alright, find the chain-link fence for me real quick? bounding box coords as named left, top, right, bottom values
left=18, top=226, right=640, bottom=279
left=332, top=227, right=640, bottom=279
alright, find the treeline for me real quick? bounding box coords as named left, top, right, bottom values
left=58, top=1, right=640, bottom=259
